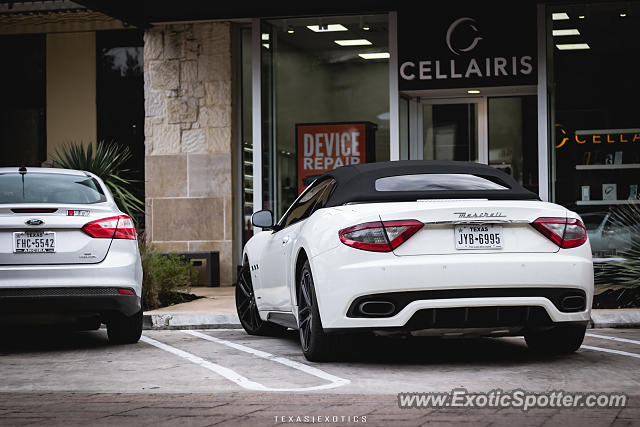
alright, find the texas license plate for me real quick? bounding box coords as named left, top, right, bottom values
left=454, top=225, right=503, bottom=250
left=13, top=231, right=56, bottom=253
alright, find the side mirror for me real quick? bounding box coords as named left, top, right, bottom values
left=252, top=209, right=274, bottom=229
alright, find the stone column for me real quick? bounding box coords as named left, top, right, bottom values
left=143, top=22, right=234, bottom=286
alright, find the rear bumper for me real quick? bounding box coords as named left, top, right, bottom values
left=0, top=240, right=142, bottom=295
left=0, top=287, right=141, bottom=318
left=309, top=245, right=594, bottom=330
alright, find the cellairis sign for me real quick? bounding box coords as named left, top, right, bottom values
left=555, top=126, right=640, bottom=148
left=398, top=6, right=537, bottom=90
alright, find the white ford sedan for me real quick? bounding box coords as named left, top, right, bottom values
left=0, top=167, right=143, bottom=343
left=237, top=161, right=593, bottom=361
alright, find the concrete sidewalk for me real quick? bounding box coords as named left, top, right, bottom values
left=143, top=286, right=640, bottom=330
left=143, top=287, right=240, bottom=330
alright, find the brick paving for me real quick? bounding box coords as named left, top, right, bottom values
left=0, top=392, right=637, bottom=427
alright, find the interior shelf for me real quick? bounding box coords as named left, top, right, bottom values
left=575, top=163, right=640, bottom=170
left=576, top=200, right=639, bottom=206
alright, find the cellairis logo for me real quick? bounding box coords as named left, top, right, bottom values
left=446, top=17, right=483, bottom=55
left=454, top=212, right=506, bottom=219
left=400, top=16, right=533, bottom=82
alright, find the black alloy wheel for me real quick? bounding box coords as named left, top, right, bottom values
left=525, top=323, right=587, bottom=355
left=297, top=260, right=340, bottom=361
left=235, top=264, right=284, bottom=336
left=107, top=309, right=143, bottom=344
left=298, top=267, right=314, bottom=352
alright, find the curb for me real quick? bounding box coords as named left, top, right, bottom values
left=142, top=310, right=640, bottom=330
left=590, top=310, right=640, bottom=329
left=143, top=313, right=241, bottom=330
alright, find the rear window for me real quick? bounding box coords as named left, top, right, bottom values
left=0, top=173, right=107, bottom=204
left=375, top=173, right=510, bottom=192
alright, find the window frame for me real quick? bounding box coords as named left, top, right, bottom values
left=275, top=177, right=336, bottom=231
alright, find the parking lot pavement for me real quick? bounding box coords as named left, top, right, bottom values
left=1, top=328, right=640, bottom=426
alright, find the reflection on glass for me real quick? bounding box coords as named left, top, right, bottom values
left=375, top=174, right=509, bottom=191
left=0, top=34, right=45, bottom=167
left=488, top=96, right=537, bottom=192
left=96, top=30, right=144, bottom=224
left=422, top=103, right=478, bottom=161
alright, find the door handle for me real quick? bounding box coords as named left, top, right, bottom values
left=281, top=236, right=291, bottom=245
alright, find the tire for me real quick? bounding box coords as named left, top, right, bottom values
left=297, top=260, right=341, bottom=362
left=235, top=264, right=286, bottom=336
left=107, top=310, right=143, bottom=344
left=525, top=323, right=587, bottom=355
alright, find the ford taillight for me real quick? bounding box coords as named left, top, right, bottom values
left=82, top=215, right=137, bottom=240
left=532, top=217, right=587, bottom=249
left=339, top=220, right=423, bottom=252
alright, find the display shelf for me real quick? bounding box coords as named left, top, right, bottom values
left=575, top=163, right=640, bottom=170
left=576, top=200, right=639, bottom=206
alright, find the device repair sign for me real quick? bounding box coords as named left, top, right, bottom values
left=296, top=123, right=367, bottom=193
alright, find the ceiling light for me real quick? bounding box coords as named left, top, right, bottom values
left=287, top=26, right=294, bottom=34
left=362, top=23, right=371, bottom=31
left=620, top=13, right=627, bottom=17
left=261, top=33, right=269, bottom=41
left=556, top=43, right=590, bottom=50
left=307, top=24, right=348, bottom=32
left=467, top=90, right=480, bottom=94
left=334, top=39, right=372, bottom=46
left=262, top=43, right=270, bottom=49
left=359, top=52, right=390, bottom=60
left=578, top=15, right=585, bottom=19
left=552, top=29, right=580, bottom=36
left=552, top=12, right=570, bottom=20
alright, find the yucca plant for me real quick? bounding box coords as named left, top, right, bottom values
left=51, top=141, right=144, bottom=221
left=595, top=202, right=640, bottom=307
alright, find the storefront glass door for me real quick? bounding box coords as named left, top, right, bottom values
left=420, top=100, right=480, bottom=162
left=408, top=92, right=537, bottom=192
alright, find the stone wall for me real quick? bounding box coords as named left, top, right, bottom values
left=143, top=22, right=234, bottom=286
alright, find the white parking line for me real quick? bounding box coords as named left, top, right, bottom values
left=515, top=335, right=640, bottom=360
left=580, top=345, right=640, bottom=360
left=184, top=330, right=350, bottom=391
left=140, top=333, right=349, bottom=392
left=586, top=333, right=640, bottom=346
left=140, top=335, right=270, bottom=391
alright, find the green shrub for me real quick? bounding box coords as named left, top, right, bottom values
left=140, top=241, right=195, bottom=310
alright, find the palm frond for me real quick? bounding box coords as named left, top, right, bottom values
left=51, top=141, right=144, bottom=221
left=596, top=203, right=640, bottom=288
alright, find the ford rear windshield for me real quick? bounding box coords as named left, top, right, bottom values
left=374, top=174, right=510, bottom=192
left=0, top=173, right=107, bottom=204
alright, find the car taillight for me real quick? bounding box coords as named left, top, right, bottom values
left=339, top=220, right=423, bottom=252
left=532, top=217, right=587, bottom=249
left=82, top=215, right=137, bottom=240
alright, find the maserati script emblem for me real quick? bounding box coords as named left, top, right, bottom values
left=453, top=212, right=506, bottom=219
left=25, top=219, right=44, bottom=226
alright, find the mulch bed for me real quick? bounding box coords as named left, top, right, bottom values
left=144, top=291, right=202, bottom=311
left=593, top=286, right=640, bottom=309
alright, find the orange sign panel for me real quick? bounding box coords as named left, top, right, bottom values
left=297, top=123, right=368, bottom=192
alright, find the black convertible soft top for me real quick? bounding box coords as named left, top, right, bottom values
left=311, top=160, right=540, bottom=207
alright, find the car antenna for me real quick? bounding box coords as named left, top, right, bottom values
left=18, top=166, right=27, bottom=199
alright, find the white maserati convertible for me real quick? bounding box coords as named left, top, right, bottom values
left=237, top=161, right=593, bottom=361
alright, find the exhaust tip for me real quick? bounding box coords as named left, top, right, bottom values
left=358, top=301, right=396, bottom=317
left=559, top=294, right=586, bottom=312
